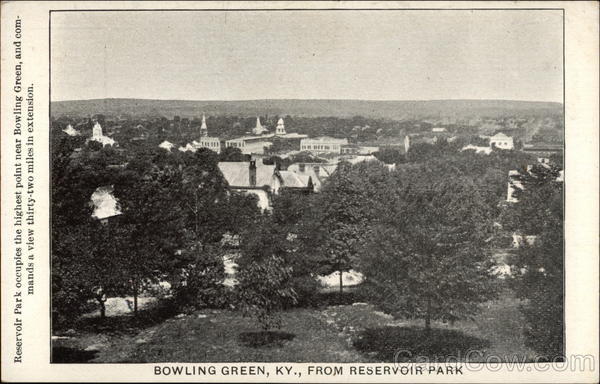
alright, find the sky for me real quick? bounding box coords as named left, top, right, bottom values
left=51, top=10, right=563, bottom=102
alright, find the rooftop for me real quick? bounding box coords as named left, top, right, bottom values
left=218, top=161, right=276, bottom=188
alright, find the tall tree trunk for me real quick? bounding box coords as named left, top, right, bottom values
left=98, top=299, right=106, bottom=319
left=425, top=297, right=431, bottom=334
left=132, top=279, right=138, bottom=316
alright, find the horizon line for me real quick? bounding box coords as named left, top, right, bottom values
left=51, top=97, right=564, bottom=105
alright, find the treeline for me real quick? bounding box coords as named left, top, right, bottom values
left=52, top=126, right=563, bottom=356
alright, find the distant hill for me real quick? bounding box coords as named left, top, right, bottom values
left=51, top=98, right=562, bottom=120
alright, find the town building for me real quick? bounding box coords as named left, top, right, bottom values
left=340, top=144, right=379, bottom=155
left=489, top=132, right=514, bottom=150
left=275, top=117, right=286, bottom=135
left=190, top=114, right=222, bottom=153
left=193, top=137, right=221, bottom=154
left=89, top=121, right=116, bottom=147
left=225, top=136, right=273, bottom=155
left=300, top=137, right=349, bottom=154
left=252, top=117, right=268, bottom=135
left=522, top=143, right=563, bottom=157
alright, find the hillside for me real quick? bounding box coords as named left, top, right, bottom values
left=51, top=98, right=562, bottom=120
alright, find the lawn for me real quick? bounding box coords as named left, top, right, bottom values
left=52, top=291, right=536, bottom=363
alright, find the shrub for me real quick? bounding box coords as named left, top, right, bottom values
left=237, top=256, right=297, bottom=330
left=173, top=245, right=227, bottom=312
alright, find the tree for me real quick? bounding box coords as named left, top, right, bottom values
left=173, top=242, right=226, bottom=312
left=219, top=146, right=245, bottom=162
left=373, top=147, right=405, bottom=165
left=315, top=161, right=391, bottom=296
left=358, top=160, right=498, bottom=332
left=236, top=255, right=297, bottom=330
left=51, top=133, right=116, bottom=325
left=108, top=154, right=188, bottom=314
left=503, top=164, right=564, bottom=357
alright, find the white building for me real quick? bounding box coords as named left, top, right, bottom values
left=193, top=137, right=221, bottom=154
left=89, top=121, right=116, bottom=147
left=62, top=124, right=80, bottom=136
left=158, top=140, right=175, bottom=151
left=490, top=133, right=514, bottom=150
left=461, top=144, right=493, bottom=155
left=252, top=117, right=268, bottom=135
left=90, top=186, right=121, bottom=223
left=178, top=143, right=197, bottom=153
left=300, top=137, right=349, bottom=154
left=275, top=117, right=286, bottom=135
left=191, top=114, right=221, bottom=153
left=225, top=136, right=273, bottom=155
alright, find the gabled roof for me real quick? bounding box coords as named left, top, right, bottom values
left=276, top=171, right=312, bottom=189
left=218, top=161, right=276, bottom=188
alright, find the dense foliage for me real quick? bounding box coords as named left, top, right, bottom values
left=503, top=164, right=564, bottom=357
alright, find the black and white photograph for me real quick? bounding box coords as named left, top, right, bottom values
left=47, top=8, right=569, bottom=365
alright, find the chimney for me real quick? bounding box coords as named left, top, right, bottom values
left=249, top=160, right=257, bottom=187
left=299, top=163, right=305, bottom=172
left=313, top=165, right=320, bottom=176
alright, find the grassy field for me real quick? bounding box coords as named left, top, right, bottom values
left=52, top=291, right=536, bottom=363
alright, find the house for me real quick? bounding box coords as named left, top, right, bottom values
left=90, top=186, right=122, bottom=224
left=489, top=133, right=514, bottom=150
left=218, top=160, right=276, bottom=210
left=272, top=170, right=313, bottom=195
left=512, top=233, right=538, bottom=248
left=432, top=127, right=447, bottom=133
left=218, top=160, right=313, bottom=210
left=158, top=140, right=175, bottom=151
left=287, top=162, right=338, bottom=192
left=300, top=137, right=349, bottom=154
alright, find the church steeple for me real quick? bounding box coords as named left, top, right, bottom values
left=275, top=117, right=286, bottom=135
left=252, top=116, right=266, bottom=135
left=200, top=114, right=208, bottom=137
